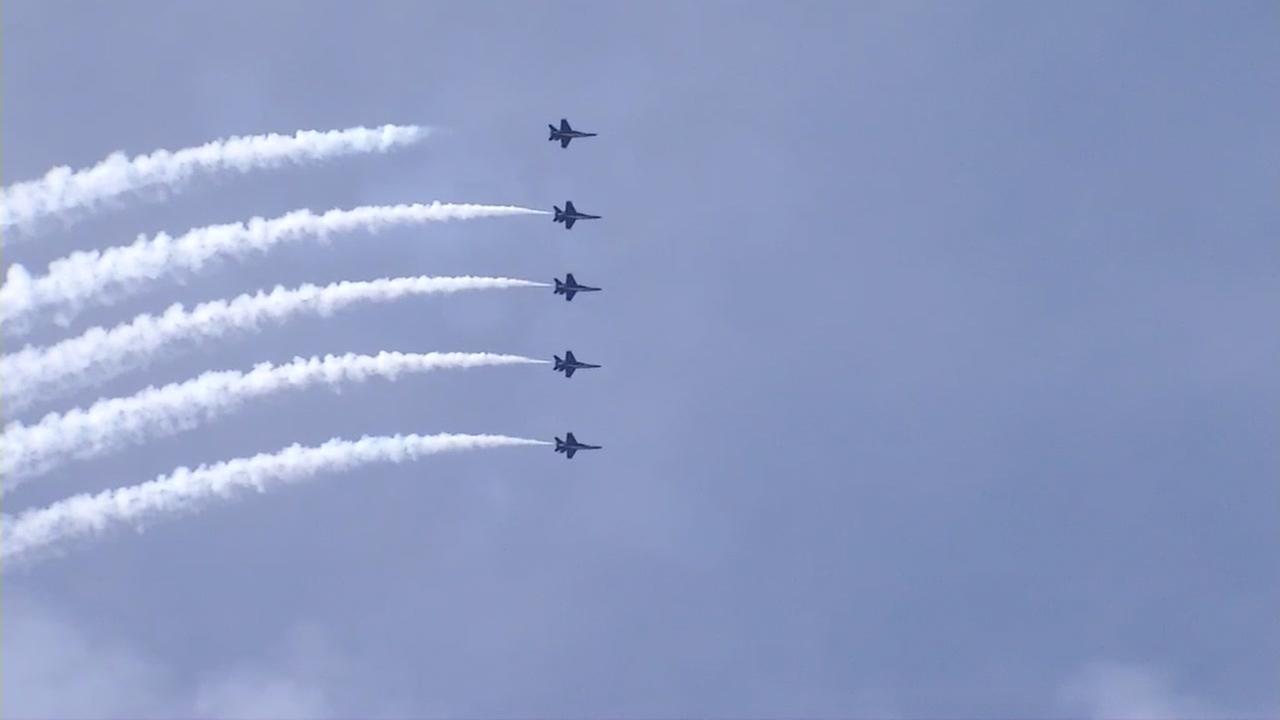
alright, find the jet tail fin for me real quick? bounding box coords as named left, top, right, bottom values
left=554, top=278, right=564, bottom=293
left=548, top=124, right=558, bottom=141
left=553, top=206, right=563, bottom=222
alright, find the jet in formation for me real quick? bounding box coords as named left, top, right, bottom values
left=548, top=118, right=597, bottom=148
left=553, top=350, right=601, bottom=378
left=553, top=201, right=601, bottom=229
left=555, top=432, right=603, bottom=459
left=554, top=273, right=602, bottom=301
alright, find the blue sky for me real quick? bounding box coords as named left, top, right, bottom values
left=3, top=2, right=1278, bottom=717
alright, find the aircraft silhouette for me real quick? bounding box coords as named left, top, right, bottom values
left=552, top=201, right=601, bottom=229
left=553, top=350, right=601, bottom=378
left=548, top=118, right=597, bottom=148
left=553, top=273, right=602, bottom=301
left=554, top=432, right=603, bottom=459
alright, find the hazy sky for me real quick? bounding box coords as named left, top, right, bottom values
left=3, top=2, right=1278, bottom=717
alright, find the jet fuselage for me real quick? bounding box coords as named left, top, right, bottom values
left=554, top=275, right=602, bottom=301
left=553, top=202, right=601, bottom=229
left=549, top=119, right=598, bottom=148
left=554, top=351, right=601, bottom=377
left=554, top=433, right=603, bottom=458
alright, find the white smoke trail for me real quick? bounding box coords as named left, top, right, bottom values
left=0, top=202, right=548, bottom=333
left=2, top=352, right=547, bottom=489
left=0, top=433, right=549, bottom=564
left=0, top=276, right=546, bottom=414
left=0, top=124, right=428, bottom=234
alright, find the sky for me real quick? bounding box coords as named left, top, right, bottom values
left=2, top=1, right=1278, bottom=717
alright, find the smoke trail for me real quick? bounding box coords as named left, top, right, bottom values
left=0, top=433, right=549, bottom=564
left=0, top=276, right=546, bottom=414
left=0, top=202, right=548, bottom=333
left=0, top=124, right=427, bottom=235
left=2, top=352, right=547, bottom=489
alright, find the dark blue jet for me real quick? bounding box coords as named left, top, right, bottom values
left=553, top=350, right=601, bottom=378
left=548, top=118, right=597, bottom=148
left=555, top=432, right=602, bottom=459
left=552, top=201, right=600, bottom=230
left=553, top=273, right=601, bottom=302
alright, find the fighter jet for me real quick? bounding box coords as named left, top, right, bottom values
left=554, top=432, right=602, bottom=459
left=552, top=201, right=600, bottom=229
left=553, top=273, right=601, bottom=302
left=548, top=118, right=597, bottom=148
left=553, top=350, right=601, bottom=378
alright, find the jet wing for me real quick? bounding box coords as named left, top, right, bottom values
left=560, top=136, right=572, bottom=148
left=565, top=447, right=577, bottom=459
left=564, top=366, right=576, bottom=378
left=560, top=118, right=571, bottom=132
left=563, top=217, right=576, bottom=229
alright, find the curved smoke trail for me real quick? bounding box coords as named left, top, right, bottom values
left=0, top=202, right=548, bottom=333
left=0, top=433, right=550, bottom=565
left=0, top=276, right=547, bottom=414
left=2, top=352, right=548, bottom=489
left=0, top=124, right=428, bottom=235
